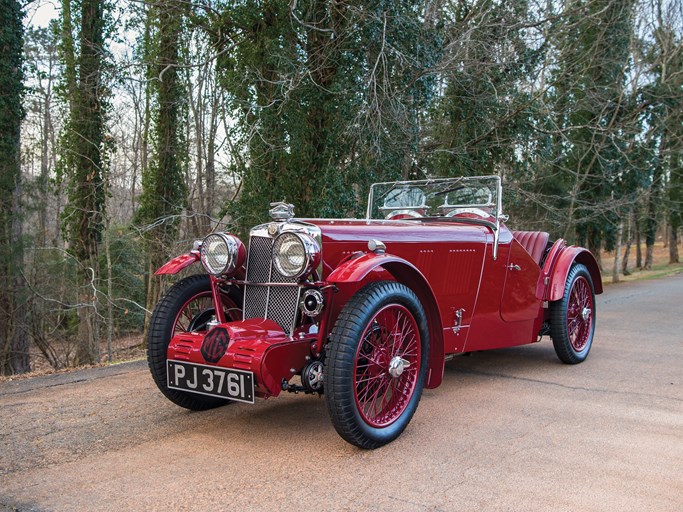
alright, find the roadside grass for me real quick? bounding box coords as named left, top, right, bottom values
left=600, top=242, right=683, bottom=286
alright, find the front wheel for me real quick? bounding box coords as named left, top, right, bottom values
left=324, top=281, right=429, bottom=449
left=147, top=274, right=241, bottom=410
left=550, top=264, right=596, bottom=364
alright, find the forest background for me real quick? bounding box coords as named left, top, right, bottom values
left=0, top=0, right=681, bottom=375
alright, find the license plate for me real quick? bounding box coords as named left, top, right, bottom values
left=167, top=360, right=255, bottom=404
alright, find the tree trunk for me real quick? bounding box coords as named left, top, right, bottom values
left=60, top=0, right=77, bottom=109
left=62, top=0, right=107, bottom=365
left=0, top=0, right=30, bottom=375
left=634, top=212, right=643, bottom=269
left=75, top=270, right=99, bottom=365
left=668, top=145, right=681, bottom=263
left=670, top=223, right=680, bottom=264
left=635, top=221, right=643, bottom=269
left=644, top=181, right=660, bottom=270
left=104, top=220, right=113, bottom=362
left=138, top=0, right=187, bottom=339
left=612, top=219, right=623, bottom=283
left=644, top=244, right=655, bottom=271
left=10, top=158, right=30, bottom=373
left=621, top=210, right=632, bottom=276
left=38, top=73, right=52, bottom=247
left=662, top=219, right=669, bottom=247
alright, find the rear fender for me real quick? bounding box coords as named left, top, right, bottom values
left=328, top=253, right=445, bottom=389
left=155, top=252, right=200, bottom=275
left=547, top=247, right=603, bottom=301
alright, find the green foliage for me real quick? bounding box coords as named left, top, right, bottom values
left=0, top=0, right=24, bottom=217
left=549, top=0, right=637, bottom=246
left=213, top=0, right=443, bottom=233
left=136, top=0, right=188, bottom=261
left=100, top=228, right=147, bottom=333
left=0, top=0, right=28, bottom=374
left=427, top=0, right=543, bottom=179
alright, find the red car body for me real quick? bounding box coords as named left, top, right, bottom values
left=149, top=177, right=601, bottom=448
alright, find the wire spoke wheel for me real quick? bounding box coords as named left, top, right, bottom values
left=551, top=264, right=596, bottom=364
left=566, top=276, right=593, bottom=352
left=325, top=281, right=429, bottom=449
left=147, top=274, right=242, bottom=410
left=173, top=291, right=241, bottom=335
left=354, top=305, right=420, bottom=427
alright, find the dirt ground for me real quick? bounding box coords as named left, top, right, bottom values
left=13, top=334, right=146, bottom=378
left=1, top=273, right=681, bottom=511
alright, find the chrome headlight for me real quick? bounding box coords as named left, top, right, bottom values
left=200, top=233, right=245, bottom=276
left=272, top=232, right=320, bottom=278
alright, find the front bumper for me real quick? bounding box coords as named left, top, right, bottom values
left=167, top=318, right=313, bottom=398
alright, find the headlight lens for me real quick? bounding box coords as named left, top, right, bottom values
left=200, top=233, right=244, bottom=276
left=273, top=232, right=320, bottom=278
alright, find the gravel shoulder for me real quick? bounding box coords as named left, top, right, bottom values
left=1, top=275, right=682, bottom=511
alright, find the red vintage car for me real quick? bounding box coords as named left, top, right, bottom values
left=148, top=176, right=601, bottom=449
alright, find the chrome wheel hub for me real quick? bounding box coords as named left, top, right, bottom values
left=388, top=356, right=411, bottom=378
left=581, top=307, right=591, bottom=321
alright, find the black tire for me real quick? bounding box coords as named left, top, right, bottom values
left=550, top=264, right=596, bottom=364
left=324, top=281, right=429, bottom=449
left=147, top=274, right=241, bottom=410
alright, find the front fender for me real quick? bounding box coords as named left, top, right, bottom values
left=547, top=247, right=603, bottom=301
left=155, top=252, right=200, bottom=275
left=328, top=252, right=446, bottom=390
left=327, top=252, right=417, bottom=283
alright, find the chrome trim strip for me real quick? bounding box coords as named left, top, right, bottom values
left=235, top=281, right=300, bottom=287
left=265, top=247, right=273, bottom=320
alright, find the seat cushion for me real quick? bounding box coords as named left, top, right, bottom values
left=511, top=230, right=550, bottom=265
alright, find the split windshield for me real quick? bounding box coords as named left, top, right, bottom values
left=366, top=176, right=501, bottom=221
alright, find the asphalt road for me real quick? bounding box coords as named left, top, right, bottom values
left=1, top=274, right=682, bottom=512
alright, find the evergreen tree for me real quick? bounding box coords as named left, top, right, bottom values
left=428, top=1, right=542, bottom=180
left=0, top=0, right=29, bottom=375
left=646, top=26, right=682, bottom=264
left=550, top=0, right=636, bottom=258
left=213, top=0, right=442, bottom=231
left=59, top=0, right=108, bottom=364
left=136, top=0, right=188, bottom=322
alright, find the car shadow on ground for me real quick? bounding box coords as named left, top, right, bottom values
left=446, top=340, right=559, bottom=369
left=166, top=342, right=566, bottom=453
left=191, top=388, right=344, bottom=449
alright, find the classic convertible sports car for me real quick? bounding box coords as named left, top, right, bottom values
left=147, top=176, right=601, bottom=449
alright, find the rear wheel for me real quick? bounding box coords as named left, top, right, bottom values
left=550, top=264, right=596, bottom=364
left=147, top=274, right=241, bottom=410
left=324, top=281, right=429, bottom=449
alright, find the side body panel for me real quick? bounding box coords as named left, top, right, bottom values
left=317, top=222, right=489, bottom=349
left=500, top=237, right=544, bottom=322
left=463, top=228, right=543, bottom=352
left=316, top=220, right=489, bottom=389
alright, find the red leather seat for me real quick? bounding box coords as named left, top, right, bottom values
left=511, top=231, right=550, bottom=265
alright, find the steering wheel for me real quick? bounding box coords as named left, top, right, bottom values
left=386, top=209, right=424, bottom=220
left=444, top=207, right=491, bottom=218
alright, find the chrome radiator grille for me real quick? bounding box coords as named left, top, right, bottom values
left=243, top=235, right=300, bottom=333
